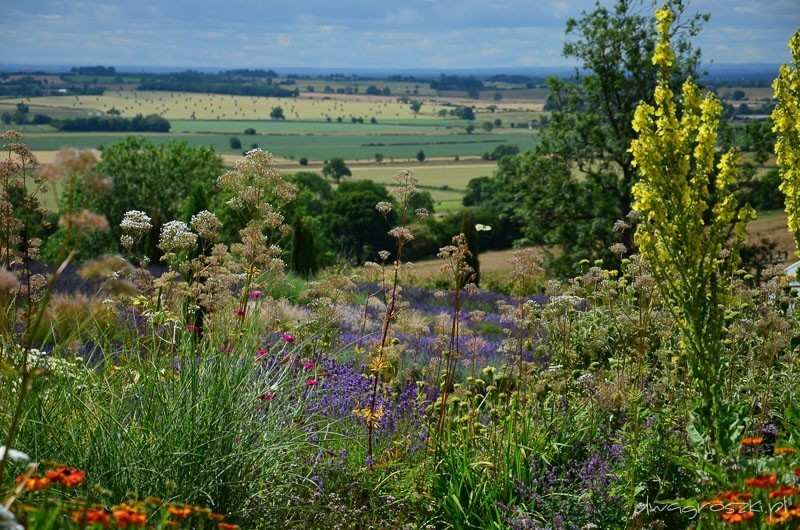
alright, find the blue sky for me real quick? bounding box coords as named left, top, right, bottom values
left=2, top=0, right=798, bottom=70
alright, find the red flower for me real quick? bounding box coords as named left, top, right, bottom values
left=260, top=393, right=276, bottom=401
left=234, top=309, right=246, bottom=316
left=73, top=508, right=110, bottom=527
left=257, top=349, right=269, bottom=360
left=769, top=486, right=799, bottom=499
left=282, top=333, right=294, bottom=343
left=745, top=473, right=777, bottom=488
left=112, top=503, right=147, bottom=527
left=305, top=379, right=319, bottom=386
left=218, top=523, right=239, bottom=530
left=302, top=361, right=314, bottom=370
left=45, top=467, right=86, bottom=487
left=186, top=324, right=198, bottom=331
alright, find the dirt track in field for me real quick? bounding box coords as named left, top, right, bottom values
left=408, top=213, right=798, bottom=279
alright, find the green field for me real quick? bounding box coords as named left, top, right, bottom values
left=9, top=88, right=543, bottom=212
left=20, top=129, right=538, bottom=162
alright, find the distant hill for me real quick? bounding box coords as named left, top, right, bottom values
left=0, top=62, right=783, bottom=83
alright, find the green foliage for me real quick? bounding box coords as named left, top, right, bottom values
left=536, top=0, right=708, bottom=268
left=291, top=214, right=319, bottom=278
left=323, top=180, right=396, bottom=263
left=229, top=136, right=242, bottom=150
left=270, top=106, right=285, bottom=120
left=81, top=136, right=224, bottom=260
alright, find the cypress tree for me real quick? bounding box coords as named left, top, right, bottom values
left=461, top=210, right=480, bottom=286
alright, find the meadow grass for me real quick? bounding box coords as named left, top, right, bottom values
left=2, top=141, right=800, bottom=530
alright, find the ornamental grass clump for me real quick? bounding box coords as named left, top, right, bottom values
left=629, top=7, right=754, bottom=455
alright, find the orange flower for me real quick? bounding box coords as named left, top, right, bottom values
left=719, top=510, right=755, bottom=524
left=208, top=513, right=226, bottom=521
left=218, top=523, right=239, bottom=530
left=112, top=503, right=147, bottom=528
left=16, top=474, right=51, bottom=491
left=774, top=447, right=797, bottom=455
left=167, top=505, right=194, bottom=518
left=769, top=486, right=799, bottom=499
left=45, top=467, right=86, bottom=487
left=720, top=490, right=752, bottom=502
left=744, top=473, right=777, bottom=488
left=741, top=437, right=764, bottom=447
left=765, top=507, right=792, bottom=525
left=73, top=508, right=111, bottom=527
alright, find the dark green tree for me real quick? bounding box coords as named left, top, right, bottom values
left=534, top=0, right=707, bottom=271
left=291, top=214, right=318, bottom=278
left=322, top=157, right=351, bottom=184
left=270, top=106, right=285, bottom=120
left=416, top=150, right=426, bottom=162
left=229, top=137, right=242, bottom=150
left=80, top=136, right=224, bottom=260
left=323, top=180, right=396, bottom=263
left=461, top=210, right=480, bottom=286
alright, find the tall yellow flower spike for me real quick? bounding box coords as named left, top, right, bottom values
left=773, top=28, right=800, bottom=255
left=629, top=5, right=754, bottom=451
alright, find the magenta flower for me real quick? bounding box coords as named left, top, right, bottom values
left=282, top=333, right=295, bottom=343
left=250, top=290, right=264, bottom=299
left=305, top=379, right=319, bottom=386
left=186, top=324, right=198, bottom=331
left=260, top=393, right=276, bottom=401
left=302, top=361, right=315, bottom=370
left=257, top=349, right=269, bottom=360
left=234, top=309, right=246, bottom=316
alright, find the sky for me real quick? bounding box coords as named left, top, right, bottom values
left=1, top=0, right=798, bottom=71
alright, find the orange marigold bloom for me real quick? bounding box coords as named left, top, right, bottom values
left=218, top=523, right=239, bottom=530
left=73, top=508, right=111, bottom=527
left=720, top=490, right=752, bottom=502
left=769, top=486, right=799, bottom=499
left=208, top=513, right=226, bottom=521
left=16, top=474, right=51, bottom=491
left=744, top=473, right=777, bottom=488
left=45, top=467, right=86, bottom=487
left=167, top=505, right=194, bottom=518
left=719, top=510, right=755, bottom=524
left=112, top=503, right=147, bottom=528
left=741, top=437, right=764, bottom=447
left=765, top=507, right=792, bottom=525
left=774, top=447, right=797, bottom=455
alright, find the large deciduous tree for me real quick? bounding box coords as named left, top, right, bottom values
left=527, top=0, right=708, bottom=274
left=323, top=180, right=396, bottom=263
left=80, top=136, right=224, bottom=260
